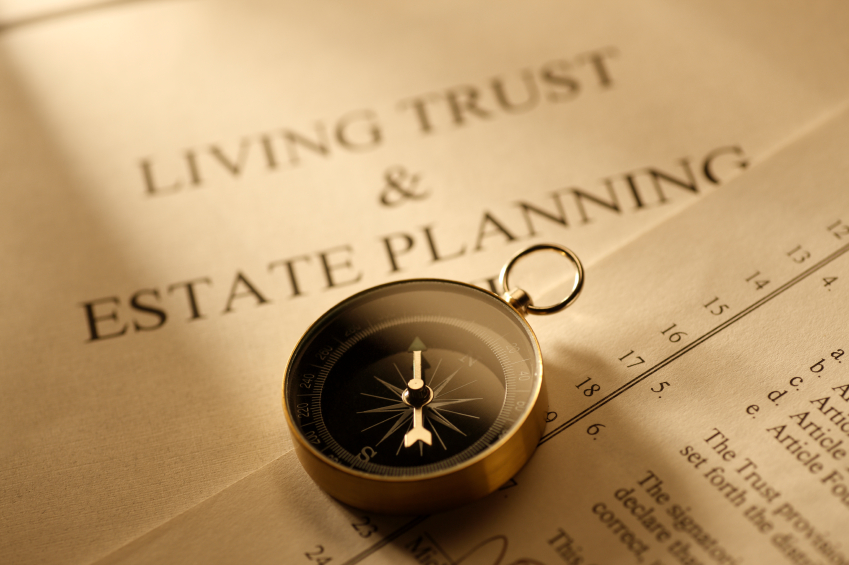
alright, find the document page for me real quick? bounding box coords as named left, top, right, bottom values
left=1, top=1, right=848, bottom=563
left=96, top=102, right=849, bottom=565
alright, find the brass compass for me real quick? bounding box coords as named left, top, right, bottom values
left=282, top=244, right=584, bottom=514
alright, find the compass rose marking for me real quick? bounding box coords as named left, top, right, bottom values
left=395, top=420, right=415, bottom=455
left=430, top=368, right=460, bottom=397
left=358, top=401, right=407, bottom=414
left=392, top=363, right=409, bottom=389
left=429, top=398, right=480, bottom=409
left=428, top=417, right=447, bottom=450
left=428, top=409, right=466, bottom=436
left=359, top=392, right=399, bottom=403
left=361, top=413, right=404, bottom=432
left=359, top=342, right=485, bottom=452
left=439, top=379, right=477, bottom=397
left=374, top=376, right=403, bottom=397
left=377, top=411, right=413, bottom=446
left=436, top=408, right=479, bottom=419
left=427, top=358, right=442, bottom=386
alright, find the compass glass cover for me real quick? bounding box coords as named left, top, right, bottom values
left=284, top=280, right=541, bottom=478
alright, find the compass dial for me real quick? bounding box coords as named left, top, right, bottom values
left=283, top=279, right=545, bottom=512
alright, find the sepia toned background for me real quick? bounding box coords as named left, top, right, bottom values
left=1, top=1, right=848, bottom=563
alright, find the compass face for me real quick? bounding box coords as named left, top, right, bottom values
left=284, top=279, right=542, bottom=479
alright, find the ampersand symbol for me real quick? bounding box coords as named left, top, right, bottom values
left=379, top=166, right=430, bottom=207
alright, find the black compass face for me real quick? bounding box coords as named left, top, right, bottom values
left=284, top=280, right=541, bottom=478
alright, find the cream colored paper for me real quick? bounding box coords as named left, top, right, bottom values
left=2, top=1, right=849, bottom=563
left=96, top=101, right=849, bottom=565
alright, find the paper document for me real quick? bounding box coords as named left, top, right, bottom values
left=1, top=1, right=849, bottom=563
left=97, top=101, right=849, bottom=565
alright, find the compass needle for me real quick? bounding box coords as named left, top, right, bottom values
left=403, top=406, right=431, bottom=447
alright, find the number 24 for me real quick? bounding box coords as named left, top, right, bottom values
left=305, top=545, right=332, bottom=565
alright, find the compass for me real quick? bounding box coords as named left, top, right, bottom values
left=282, top=244, right=584, bottom=514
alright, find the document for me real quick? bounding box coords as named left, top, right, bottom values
left=96, top=100, right=849, bottom=565
left=1, top=1, right=848, bottom=563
